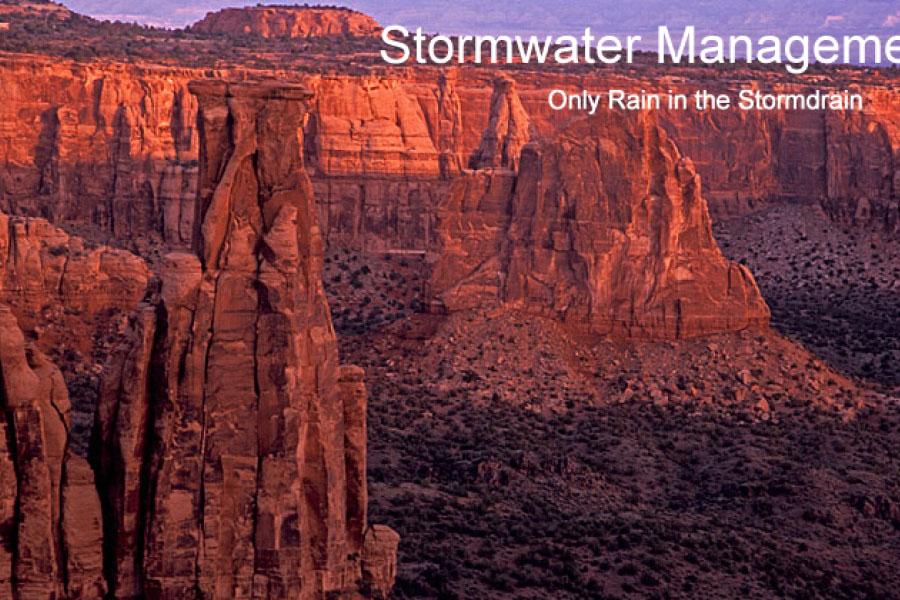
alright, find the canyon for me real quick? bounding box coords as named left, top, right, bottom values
left=0, top=2, right=896, bottom=599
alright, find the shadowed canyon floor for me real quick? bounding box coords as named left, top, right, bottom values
left=322, top=237, right=899, bottom=599
left=716, top=204, right=900, bottom=390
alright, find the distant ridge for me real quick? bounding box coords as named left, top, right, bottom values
left=189, top=4, right=381, bottom=37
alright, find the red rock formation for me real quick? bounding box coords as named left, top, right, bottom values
left=469, top=75, right=531, bottom=171
left=95, top=80, right=397, bottom=599
left=305, top=74, right=449, bottom=251
left=0, top=210, right=149, bottom=361
left=0, top=304, right=106, bottom=599
left=0, top=55, right=198, bottom=248
left=822, top=90, right=900, bottom=232
left=0, top=211, right=151, bottom=597
left=430, top=110, right=771, bottom=339
left=659, top=85, right=899, bottom=228
left=0, top=54, right=895, bottom=254
left=0, top=210, right=151, bottom=598
left=191, top=6, right=381, bottom=38
left=0, top=211, right=149, bottom=313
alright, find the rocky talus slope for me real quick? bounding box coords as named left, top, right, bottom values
left=323, top=250, right=898, bottom=598
left=716, top=203, right=900, bottom=389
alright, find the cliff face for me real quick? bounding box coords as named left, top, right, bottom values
left=0, top=305, right=106, bottom=599
left=430, top=109, right=770, bottom=339
left=190, top=6, right=382, bottom=38
left=0, top=212, right=143, bottom=598
left=659, top=88, right=899, bottom=229
left=0, top=56, right=199, bottom=248
left=0, top=56, right=895, bottom=257
left=306, top=74, right=448, bottom=252
left=0, top=211, right=149, bottom=320
left=822, top=90, right=900, bottom=231
left=95, top=80, right=397, bottom=599
left=0, top=207, right=150, bottom=473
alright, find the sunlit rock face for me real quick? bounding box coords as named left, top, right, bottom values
left=0, top=55, right=199, bottom=247
left=430, top=109, right=771, bottom=340
left=0, top=53, right=895, bottom=255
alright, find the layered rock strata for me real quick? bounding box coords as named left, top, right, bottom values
left=659, top=88, right=899, bottom=229
left=0, top=55, right=896, bottom=254
left=95, top=80, right=397, bottom=599
left=0, top=56, right=199, bottom=247
left=430, top=110, right=771, bottom=339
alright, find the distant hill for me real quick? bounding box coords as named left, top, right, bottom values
left=189, top=5, right=381, bottom=38
left=0, top=0, right=73, bottom=19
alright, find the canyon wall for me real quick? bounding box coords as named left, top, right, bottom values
left=658, top=85, right=899, bottom=228
left=0, top=55, right=896, bottom=259
left=0, top=56, right=200, bottom=248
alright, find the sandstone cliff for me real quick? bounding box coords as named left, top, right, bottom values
left=95, top=80, right=397, bottom=599
left=430, top=110, right=771, bottom=339
left=0, top=207, right=151, bottom=457
left=0, top=211, right=149, bottom=326
left=0, top=55, right=199, bottom=248
left=0, top=55, right=895, bottom=257
left=659, top=86, right=899, bottom=229
left=821, top=89, right=900, bottom=232
left=191, top=6, right=381, bottom=38
left=0, top=304, right=106, bottom=599
left=0, top=211, right=148, bottom=599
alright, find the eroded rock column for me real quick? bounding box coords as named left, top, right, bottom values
left=430, top=109, right=771, bottom=339
left=98, top=81, right=397, bottom=599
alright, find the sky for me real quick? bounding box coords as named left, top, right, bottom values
left=65, top=0, right=900, bottom=38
